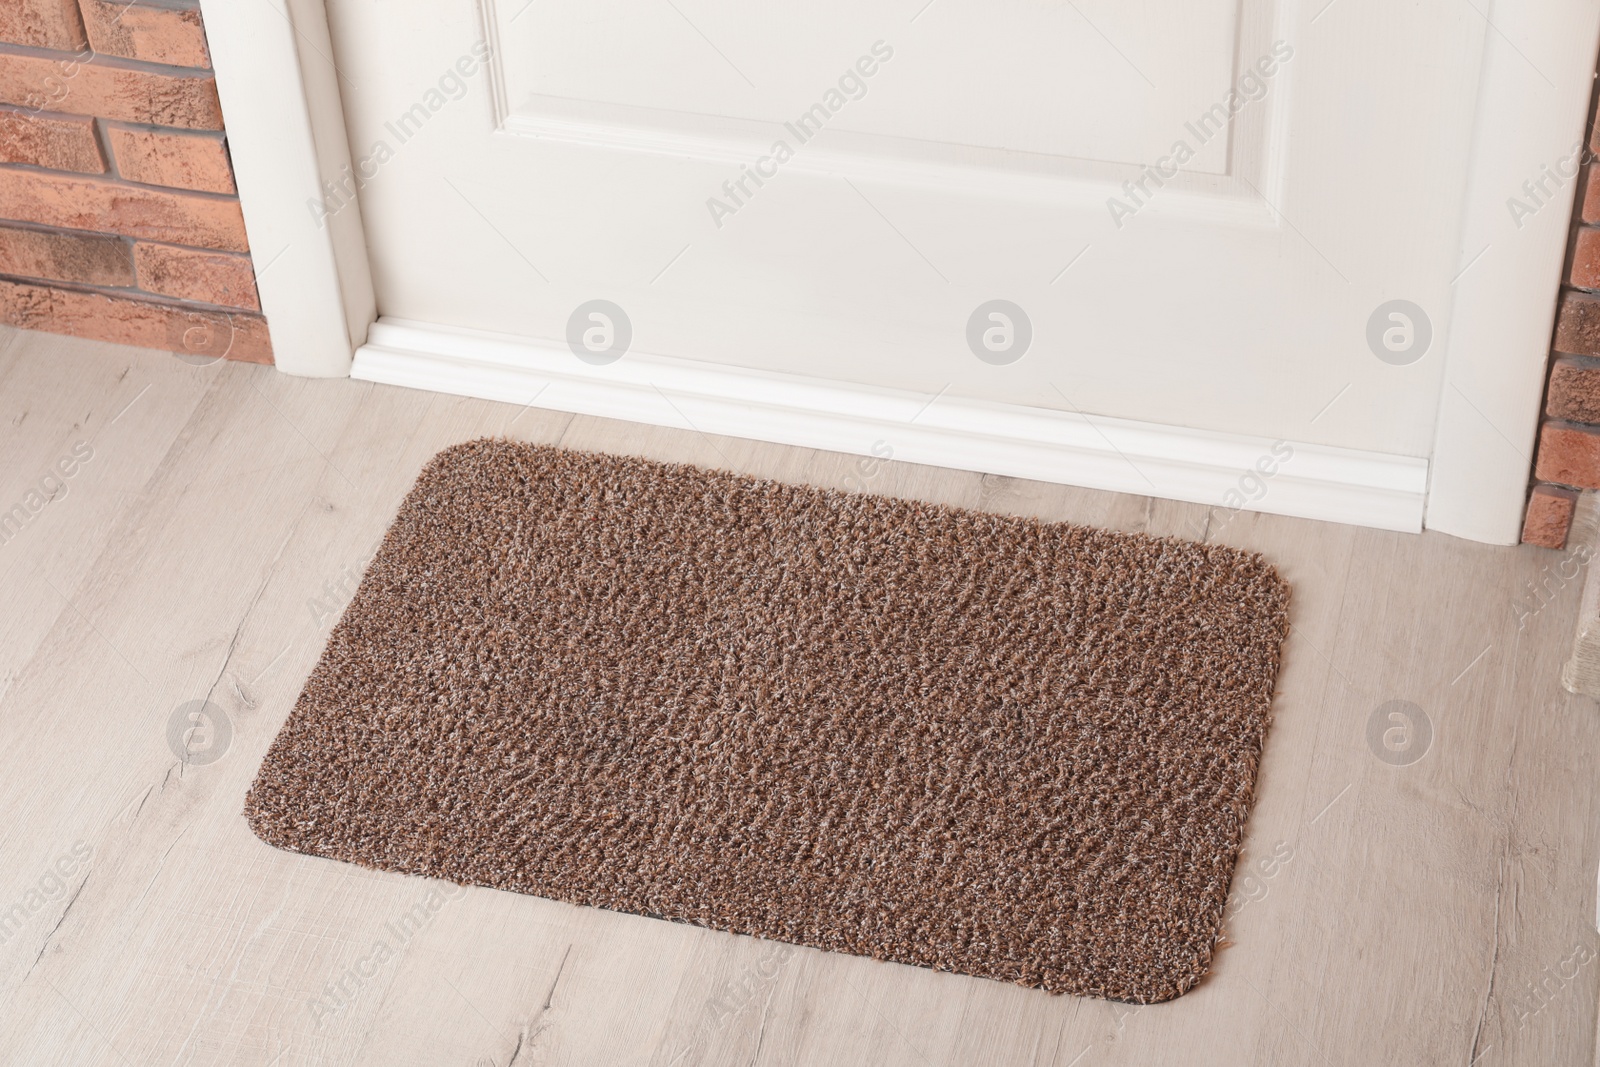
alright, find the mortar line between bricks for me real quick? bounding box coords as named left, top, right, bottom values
left=0, top=41, right=214, bottom=79
left=0, top=163, right=243, bottom=203
left=93, top=175, right=237, bottom=198
left=0, top=107, right=219, bottom=137
left=126, top=238, right=253, bottom=258
left=98, top=117, right=229, bottom=137
left=0, top=217, right=251, bottom=259
left=0, top=271, right=265, bottom=318
left=0, top=102, right=114, bottom=131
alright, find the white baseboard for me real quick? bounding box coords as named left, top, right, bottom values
left=352, top=318, right=1428, bottom=533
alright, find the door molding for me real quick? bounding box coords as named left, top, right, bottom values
left=353, top=317, right=1428, bottom=532
left=1426, top=2, right=1600, bottom=543
left=215, top=0, right=1600, bottom=541
left=197, top=0, right=375, bottom=377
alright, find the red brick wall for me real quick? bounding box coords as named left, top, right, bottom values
left=0, top=0, right=270, bottom=364
left=1523, top=77, right=1600, bottom=548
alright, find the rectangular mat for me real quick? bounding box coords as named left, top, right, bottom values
left=246, top=439, right=1290, bottom=1002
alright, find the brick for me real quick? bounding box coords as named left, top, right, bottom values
left=0, top=277, right=270, bottom=362
left=0, top=107, right=102, bottom=172
left=1536, top=423, right=1600, bottom=488
left=1547, top=359, right=1600, bottom=422
left=0, top=167, right=247, bottom=251
left=79, top=1, right=210, bottom=69
left=134, top=243, right=257, bottom=310
left=0, top=0, right=87, bottom=51
left=0, top=50, right=221, bottom=129
left=1593, top=87, right=1600, bottom=155
left=1553, top=293, right=1600, bottom=356
left=0, top=223, right=131, bottom=286
left=1585, top=166, right=1600, bottom=225
left=1522, top=484, right=1579, bottom=549
left=1574, top=228, right=1600, bottom=290
left=107, top=125, right=232, bottom=193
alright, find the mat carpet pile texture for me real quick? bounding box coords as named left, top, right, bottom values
left=246, top=439, right=1291, bottom=1002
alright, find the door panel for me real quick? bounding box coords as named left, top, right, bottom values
left=327, top=0, right=1484, bottom=458
left=501, top=0, right=1240, bottom=172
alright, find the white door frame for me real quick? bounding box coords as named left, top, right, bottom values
left=1426, top=3, right=1600, bottom=543
left=206, top=0, right=1600, bottom=544
left=198, top=0, right=375, bottom=378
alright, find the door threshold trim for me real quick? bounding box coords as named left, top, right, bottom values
left=352, top=317, right=1427, bottom=533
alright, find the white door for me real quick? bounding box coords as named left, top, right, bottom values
left=313, top=0, right=1583, bottom=533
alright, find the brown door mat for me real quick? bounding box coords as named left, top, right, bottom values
left=245, top=439, right=1290, bottom=1002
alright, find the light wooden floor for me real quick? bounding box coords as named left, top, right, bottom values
left=1, top=323, right=1598, bottom=1067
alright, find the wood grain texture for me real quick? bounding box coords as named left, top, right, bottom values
left=0, top=324, right=1596, bottom=1066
